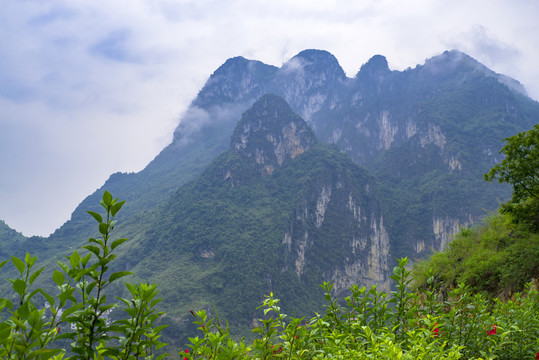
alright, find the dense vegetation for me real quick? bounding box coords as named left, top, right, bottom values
left=413, top=124, right=539, bottom=297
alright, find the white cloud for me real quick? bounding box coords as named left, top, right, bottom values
left=1, top=0, right=538, bottom=235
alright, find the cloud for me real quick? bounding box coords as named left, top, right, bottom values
left=445, top=25, right=521, bottom=70
left=90, top=29, right=142, bottom=64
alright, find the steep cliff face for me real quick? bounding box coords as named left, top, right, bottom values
left=432, top=214, right=474, bottom=251
left=280, top=159, right=390, bottom=295
left=274, top=49, right=346, bottom=122
left=229, top=94, right=317, bottom=177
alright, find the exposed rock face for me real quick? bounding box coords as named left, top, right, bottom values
left=433, top=214, right=474, bottom=251
left=314, top=185, right=332, bottom=228
left=230, top=94, right=318, bottom=177
left=224, top=94, right=390, bottom=294
left=280, top=167, right=389, bottom=296
left=329, top=215, right=391, bottom=293
left=276, top=49, right=346, bottom=121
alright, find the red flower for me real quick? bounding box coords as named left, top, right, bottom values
left=183, top=349, right=189, bottom=360
left=432, top=322, right=439, bottom=338
left=536, top=352, right=538, bottom=360
left=487, top=324, right=497, bottom=336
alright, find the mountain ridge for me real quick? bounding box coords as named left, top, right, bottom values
left=3, top=48, right=536, bottom=267
left=1, top=49, right=538, bottom=345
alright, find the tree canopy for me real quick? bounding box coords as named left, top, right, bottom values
left=484, top=124, right=539, bottom=203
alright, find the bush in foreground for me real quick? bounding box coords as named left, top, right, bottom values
left=183, top=258, right=539, bottom=360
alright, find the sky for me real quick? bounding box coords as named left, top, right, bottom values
left=1, top=0, right=539, bottom=237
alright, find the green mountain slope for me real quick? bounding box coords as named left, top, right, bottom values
left=0, top=220, right=26, bottom=259
left=111, top=95, right=386, bottom=331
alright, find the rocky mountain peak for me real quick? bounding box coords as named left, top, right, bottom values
left=358, top=54, right=390, bottom=77
left=281, top=49, right=346, bottom=81
left=230, top=94, right=317, bottom=176
left=421, top=50, right=527, bottom=95
left=423, top=50, right=480, bottom=73
left=195, top=56, right=278, bottom=106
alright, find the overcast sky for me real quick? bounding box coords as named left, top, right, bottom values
left=1, top=0, right=538, bottom=236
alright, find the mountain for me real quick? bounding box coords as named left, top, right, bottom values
left=112, top=94, right=388, bottom=334
left=42, top=49, right=537, bottom=257
left=1, top=49, right=538, bottom=342
left=0, top=220, right=26, bottom=259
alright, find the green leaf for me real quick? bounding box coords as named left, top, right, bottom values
left=39, top=289, right=55, bottom=307
left=83, top=245, right=101, bottom=257
left=111, top=238, right=128, bottom=251
left=27, top=252, right=37, bottom=268
left=69, top=251, right=81, bottom=269
left=0, top=298, right=13, bottom=311
left=57, top=260, right=70, bottom=273
left=87, top=210, right=103, bottom=223
left=32, top=349, right=63, bottom=357
left=125, top=282, right=137, bottom=296
left=109, top=271, right=133, bottom=284
left=100, top=348, right=120, bottom=357
left=85, top=280, right=97, bottom=295
left=26, top=288, right=41, bottom=302
left=11, top=255, right=25, bottom=274
left=111, top=200, right=125, bottom=217
left=55, top=332, right=77, bottom=340
left=81, top=253, right=92, bottom=266
left=13, top=278, right=26, bottom=296
left=53, top=270, right=65, bottom=286
left=29, top=267, right=44, bottom=285
left=0, top=259, right=8, bottom=270
left=0, top=322, right=12, bottom=341
left=98, top=304, right=116, bottom=313
left=61, top=303, right=84, bottom=321
left=89, top=237, right=103, bottom=246
left=99, top=222, right=109, bottom=235
left=103, top=190, right=113, bottom=207
left=17, top=301, right=30, bottom=319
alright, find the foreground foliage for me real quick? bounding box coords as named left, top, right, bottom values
left=0, top=191, right=167, bottom=359
left=182, top=258, right=539, bottom=360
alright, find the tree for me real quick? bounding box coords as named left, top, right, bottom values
left=484, top=124, right=539, bottom=203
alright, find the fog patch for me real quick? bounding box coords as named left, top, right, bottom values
left=280, top=56, right=307, bottom=75
left=172, top=101, right=254, bottom=147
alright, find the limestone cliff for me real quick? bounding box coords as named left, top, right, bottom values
left=228, top=94, right=317, bottom=179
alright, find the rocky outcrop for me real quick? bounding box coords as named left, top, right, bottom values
left=433, top=214, right=474, bottom=251
left=230, top=94, right=318, bottom=177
